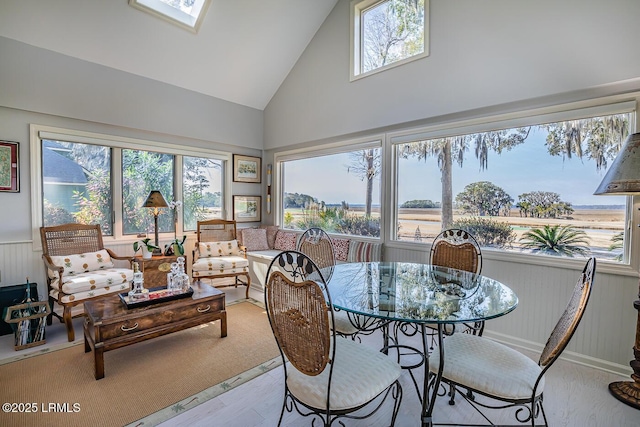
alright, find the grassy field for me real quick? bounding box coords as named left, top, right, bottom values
left=285, top=207, right=625, bottom=256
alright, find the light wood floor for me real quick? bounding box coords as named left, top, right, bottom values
left=2, top=284, right=638, bottom=426
left=158, top=286, right=640, bottom=427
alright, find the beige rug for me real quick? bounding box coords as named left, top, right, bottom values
left=0, top=301, right=280, bottom=427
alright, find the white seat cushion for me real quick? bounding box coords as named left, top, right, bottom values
left=429, top=332, right=544, bottom=400
left=49, top=280, right=131, bottom=304
left=192, top=256, right=249, bottom=277
left=332, top=310, right=360, bottom=335
left=287, top=337, right=401, bottom=411
left=50, top=268, right=133, bottom=294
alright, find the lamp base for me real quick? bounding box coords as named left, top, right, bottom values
left=609, top=380, right=640, bottom=409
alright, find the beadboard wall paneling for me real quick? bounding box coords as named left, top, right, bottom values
left=0, top=236, right=199, bottom=297
left=385, top=245, right=636, bottom=376
left=1, top=240, right=635, bottom=376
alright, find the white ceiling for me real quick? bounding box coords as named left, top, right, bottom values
left=0, top=0, right=338, bottom=110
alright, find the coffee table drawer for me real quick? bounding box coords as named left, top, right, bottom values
left=99, top=297, right=224, bottom=340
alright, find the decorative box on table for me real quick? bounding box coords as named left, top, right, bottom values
left=133, top=255, right=178, bottom=288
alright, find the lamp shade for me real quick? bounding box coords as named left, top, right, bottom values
left=594, top=133, right=640, bottom=196
left=142, top=191, right=169, bottom=208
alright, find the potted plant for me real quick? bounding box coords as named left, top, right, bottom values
left=133, top=238, right=158, bottom=259
left=165, top=235, right=187, bottom=256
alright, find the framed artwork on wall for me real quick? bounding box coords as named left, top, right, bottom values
left=0, top=140, right=19, bottom=192
left=233, top=154, right=261, bottom=183
left=233, top=195, right=261, bottom=223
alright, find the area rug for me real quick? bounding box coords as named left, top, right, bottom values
left=0, top=301, right=281, bottom=427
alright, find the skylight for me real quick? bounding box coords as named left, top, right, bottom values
left=129, top=0, right=211, bottom=33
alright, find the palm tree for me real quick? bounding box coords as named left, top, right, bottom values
left=609, top=232, right=624, bottom=261
left=519, top=225, right=590, bottom=257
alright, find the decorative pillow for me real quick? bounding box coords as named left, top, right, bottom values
left=347, top=241, right=383, bottom=262
left=48, top=249, right=115, bottom=278
left=332, top=238, right=351, bottom=262
left=241, top=228, right=270, bottom=251
left=274, top=231, right=298, bottom=251
left=199, top=240, right=242, bottom=257
left=236, top=228, right=247, bottom=246
left=261, top=225, right=280, bottom=249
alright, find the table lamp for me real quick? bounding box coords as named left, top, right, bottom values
left=594, top=132, right=640, bottom=409
left=142, top=190, right=169, bottom=255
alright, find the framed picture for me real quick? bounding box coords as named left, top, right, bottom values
left=233, top=195, right=261, bottom=223
left=233, top=154, right=261, bottom=183
left=0, top=141, right=19, bottom=193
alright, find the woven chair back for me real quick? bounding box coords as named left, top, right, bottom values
left=266, top=258, right=331, bottom=376
left=40, top=223, right=105, bottom=257
left=298, top=229, right=335, bottom=267
left=197, top=219, right=237, bottom=242
left=539, top=257, right=595, bottom=367
left=430, top=229, right=482, bottom=274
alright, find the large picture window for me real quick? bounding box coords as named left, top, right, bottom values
left=279, top=144, right=382, bottom=238
left=393, top=107, right=634, bottom=262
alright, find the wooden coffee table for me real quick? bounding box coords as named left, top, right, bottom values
left=83, top=280, right=226, bottom=380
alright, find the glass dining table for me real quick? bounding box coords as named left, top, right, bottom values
left=324, top=261, right=519, bottom=427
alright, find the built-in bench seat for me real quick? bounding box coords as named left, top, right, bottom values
left=237, top=226, right=382, bottom=291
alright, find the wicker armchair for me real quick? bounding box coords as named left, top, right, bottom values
left=429, top=257, right=596, bottom=426
left=40, top=223, right=133, bottom=342
left=264, top=251, right=403, bottom=426
left=191, top=219, right=251, bottom=298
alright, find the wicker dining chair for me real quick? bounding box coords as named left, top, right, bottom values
left=264, top=250, right=403, bottom=427
left=429, top=257, right=596, bottom=426
left=40, top=223, right=133, bottom=342
left=191, top=219, right=251, bottom=298
left=430, top=228, right=484, bottom=336
left=296, top=228, right=367, bottom=340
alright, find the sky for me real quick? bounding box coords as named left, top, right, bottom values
left=283, top=127, right=626, bottom=207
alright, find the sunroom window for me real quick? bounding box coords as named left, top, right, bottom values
left=32, top=126, right=229, bottom=249
left=392, top=105, right=635, bottom=263
left=278, top=143, right=382, bottom=238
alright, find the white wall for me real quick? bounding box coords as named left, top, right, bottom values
left=264, top=0, right=640, bottom=149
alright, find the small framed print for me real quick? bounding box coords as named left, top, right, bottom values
left=0, top=141, right=19, bottom=193
left=233, top=195, right=261, bottom=223
left=233, top=154, right=261, bottom=183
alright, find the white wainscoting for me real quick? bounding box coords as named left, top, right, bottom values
left=385, top=245, right=637, bottom=376
left=1, top=239, right=636, bottom=376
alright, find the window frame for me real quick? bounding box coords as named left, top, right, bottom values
left=274, top=135, right=385, bottom=241
left=386, top=95, right=640, bottom=273
left=129, top=0, right=211, bottom=33
left=30, top=124, right=231, bottom=250
left=350, top=0, right=430, bottom=81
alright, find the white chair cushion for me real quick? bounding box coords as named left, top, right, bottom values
left=198, top=240, right=242, bottom=257
left=287, top=337, right=401, bottom=411
left=49, top=281, right=131, bottom=304
left=331, top=310, right=360, bottom=335
left=429, top=332, right=544, bottom=400
left=192, top=256, right=249, bottom=277
left=48, top=249, right=115, bottom=279
left=50, top=268, right=133, bottom=294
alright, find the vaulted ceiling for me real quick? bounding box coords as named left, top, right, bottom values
left=0, top=0, right=339, bottom=110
